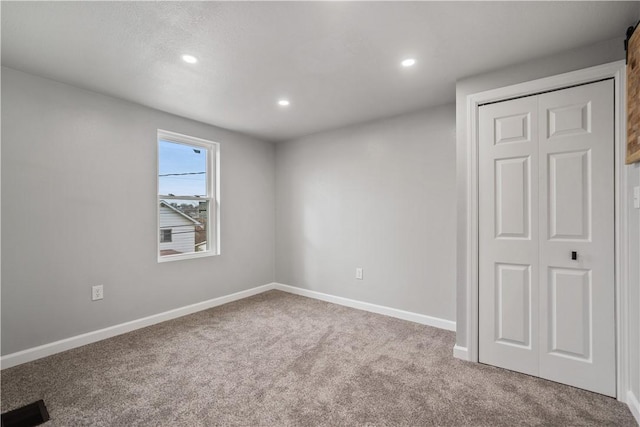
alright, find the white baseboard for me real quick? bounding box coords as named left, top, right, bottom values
left=1, top=283, right=276, bottom=370
left=628, top=390, right=640, bottom=425
left=453, top=344, right=470, bottom=361
left=274, top=283, right=456, bottom=331
left=2, top=282, right=456, bottom=370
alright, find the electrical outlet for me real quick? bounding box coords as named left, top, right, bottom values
left=92, top=285, right=103, bottom=301
left=355, top=268, right=363, bottom=280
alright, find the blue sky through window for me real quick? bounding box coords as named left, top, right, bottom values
left=158, top=140, right=207, bottom=197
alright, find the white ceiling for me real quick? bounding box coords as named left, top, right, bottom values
left=2, top=2, right=638, bottom=142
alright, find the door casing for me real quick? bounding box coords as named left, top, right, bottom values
left=459, top=60, right=629, bottom=401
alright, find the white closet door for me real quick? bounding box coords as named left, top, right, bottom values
left=479, top=97, right=539, bottom=376
left=538, top=80, right=615, bottom=397
left=478, top=80, right=615, bottom=397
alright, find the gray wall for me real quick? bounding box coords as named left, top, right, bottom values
left=275, top=104, right=456, bottom=322
left=1, top=67, right=276, bottom=355
left=455, top=37, right=627, bottom=348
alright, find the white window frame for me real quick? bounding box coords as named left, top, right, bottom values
left=157, top=129, right=220, bottom=262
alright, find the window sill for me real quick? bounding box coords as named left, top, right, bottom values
left=157, top=250, right=218, bottom=263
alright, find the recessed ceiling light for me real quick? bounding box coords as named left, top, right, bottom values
left=182, top=54, right=198, bottom=64
left=401, top=58, right=416, bottom=67
left=278, top=99, right=290, bottom=107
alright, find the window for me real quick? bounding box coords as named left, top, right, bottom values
left=160, top=229, right=172, bottom=243
left=157, top=130, right=219, bottom=261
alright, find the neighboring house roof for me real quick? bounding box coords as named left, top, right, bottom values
left=159, top=201, right=202, bottom=226
left=195, top=241, right=207, bottom=249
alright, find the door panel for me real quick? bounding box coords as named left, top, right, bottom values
left=538, top=80, right=615, bottom=397
left=479, top=97, right=539, bottom=376
left=495, top=113, right=531, bottom=144
left=548, top=267, right=591, bottom=360
left=495, top=263, right=531, bottom=347
left=548, top=150, right=590, bottom=240
left=547, top=102, right=591, bottom=138
left=479, top=79, right=615, bottom=397
left=495, top=157, right=530, bottom=238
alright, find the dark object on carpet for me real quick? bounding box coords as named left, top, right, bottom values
left=1, top=400, right=49, bottom=427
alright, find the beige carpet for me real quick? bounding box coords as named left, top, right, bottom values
left=1, top=290, right=635, bottom=426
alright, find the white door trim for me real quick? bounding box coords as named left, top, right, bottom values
left=462, top=60, right=629, bottom=401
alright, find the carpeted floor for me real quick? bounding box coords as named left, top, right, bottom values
left=1, top=290, right=636, bottom=426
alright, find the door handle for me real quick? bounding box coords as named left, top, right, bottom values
left=571, top=251, right=578, bottom=260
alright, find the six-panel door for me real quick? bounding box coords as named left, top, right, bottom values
left=478, top=80, right=615, bottom=397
